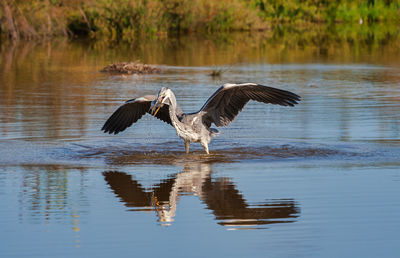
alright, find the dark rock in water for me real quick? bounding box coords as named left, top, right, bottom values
left=100, top=62, right=162, bottom=75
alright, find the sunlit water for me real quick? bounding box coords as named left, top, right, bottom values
left=1, top=31, right=400, bottom=257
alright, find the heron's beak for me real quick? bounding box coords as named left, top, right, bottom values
left=153, top=105, right=161, bottom=117
left=151, top=96, right=164, bottom=116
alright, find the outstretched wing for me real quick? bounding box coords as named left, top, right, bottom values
left=200, top=83, right=301, bottom=127
left=101, top=95, right=172, bottom=134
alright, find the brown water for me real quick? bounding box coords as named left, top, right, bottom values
left=1, top=29, right=400, bottom=257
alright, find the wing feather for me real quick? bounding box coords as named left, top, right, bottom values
left=200, top=83, right=301, bottom=127
left=102, top=95, right=173, bottom=135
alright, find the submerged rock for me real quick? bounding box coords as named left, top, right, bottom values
left=100, top=62, right=161, bottom=75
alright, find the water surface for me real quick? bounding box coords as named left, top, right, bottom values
left=1, top=30, right=400, bottom=257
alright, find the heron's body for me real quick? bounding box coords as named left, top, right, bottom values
left=174, top=112, right=218, bottom=154
left=102, top=83, right=301, bottom=154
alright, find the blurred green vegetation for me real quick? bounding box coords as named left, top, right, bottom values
left=0, top=0, right=264, bottom=41
left=1, top=0, right=400, bottom=42
left=251, top=0, right=400, bottom=24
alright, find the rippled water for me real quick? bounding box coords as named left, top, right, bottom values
left=1, top=32, right=400, bottom=257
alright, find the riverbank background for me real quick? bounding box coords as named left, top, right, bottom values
left=1, top=0, right=400, bottom=42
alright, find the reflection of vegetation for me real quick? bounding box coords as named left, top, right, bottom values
left=16, top=165, right=88, bottom=229
left=88, top=24, right=400, bottom=65
left=267, top=23, right=400, bottom=51
left=1, top=0, right=400, bottom=41
left=1, top=25, right=400, bottom=73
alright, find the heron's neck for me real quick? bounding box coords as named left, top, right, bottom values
left=167, top=93, right=183, bottom=128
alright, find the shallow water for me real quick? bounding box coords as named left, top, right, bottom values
left=1, top=31, right=400, bottom=257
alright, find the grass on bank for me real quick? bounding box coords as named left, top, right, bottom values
left=1, top=0, right=400, bottom=41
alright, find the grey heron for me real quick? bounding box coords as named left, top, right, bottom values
left=102, top=83, right=301, bottom=154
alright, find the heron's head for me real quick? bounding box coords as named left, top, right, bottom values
left=151, top=87, right=172, bottom=116
left=157, top=87, right=172, bottom=104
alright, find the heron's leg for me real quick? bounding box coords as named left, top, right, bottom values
left=201, top=141, right=209, bottom=154
left=185, top=140, right=190, bottom=154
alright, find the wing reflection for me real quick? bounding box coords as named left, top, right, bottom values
left=103, top=162, right=299, bottom=229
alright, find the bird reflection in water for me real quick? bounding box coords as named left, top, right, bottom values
left=103, top=162, right=299, bottom=230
